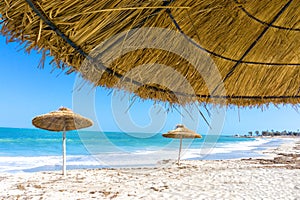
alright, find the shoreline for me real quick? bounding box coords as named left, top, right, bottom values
left=0, top=136, right=293, bottom=173
left=0, top=136, right=296, bottom=174
left=1, top=137, right=299, bottom=199
left=253, top=136, right=298, bottom=158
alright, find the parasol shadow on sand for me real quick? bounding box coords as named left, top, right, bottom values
left=32, top=107, right=93, bottom=176
left=163, top=124, right=202, bottom=165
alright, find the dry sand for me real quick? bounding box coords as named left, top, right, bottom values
left=1, top=137, right=299, bottom=200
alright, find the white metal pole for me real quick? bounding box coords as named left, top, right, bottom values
left=178, top=137, right=182, bottom=165
left=62, top=130, right=66, bottom=176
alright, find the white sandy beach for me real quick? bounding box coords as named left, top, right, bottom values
left=1, top=137, right=299, bottom=200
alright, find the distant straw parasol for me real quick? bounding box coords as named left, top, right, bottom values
left=162, top=124, right=201, bottom=165
left=1, top=1, right=300, bottom=106
left=32, top=107, right=93, bottom=176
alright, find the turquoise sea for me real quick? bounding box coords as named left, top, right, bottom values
left=0, top=127, right=285, bottom=173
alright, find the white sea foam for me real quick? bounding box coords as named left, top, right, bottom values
left=182, top=138, right=274, bottom=159
left=0, top=138, right=287, bottom=172
left=0, top=155, right=101, bottom=173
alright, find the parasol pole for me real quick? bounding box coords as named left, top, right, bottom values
left=178, top=136, right=182, bottom=165
left=62, top=127, right=66, bottom=176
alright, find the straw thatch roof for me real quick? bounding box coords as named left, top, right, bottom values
left=162, top=124, right=202, bottom=139
left=1, top=0, right=300, bottom=106
left=32, top=107, right=93, bottom=131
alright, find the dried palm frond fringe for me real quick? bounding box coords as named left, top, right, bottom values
left=1, top=0, right=300, bottom=106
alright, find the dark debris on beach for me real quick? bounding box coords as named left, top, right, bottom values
left=242, top=143, right=300, bottom=169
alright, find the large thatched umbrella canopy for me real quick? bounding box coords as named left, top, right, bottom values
left=32, top=107, right=93, bottom=175
left=1, top=0, right=300, bottom=106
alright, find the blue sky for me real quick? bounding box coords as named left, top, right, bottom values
left=0, top=35, right=299, bottom=135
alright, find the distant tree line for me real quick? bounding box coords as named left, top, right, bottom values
left=247, top=130, right=300, bottom=137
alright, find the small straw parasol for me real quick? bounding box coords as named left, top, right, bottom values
left=162, top=124, right=201, bottom=165
left=32, top=107, right=93, bottom=176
